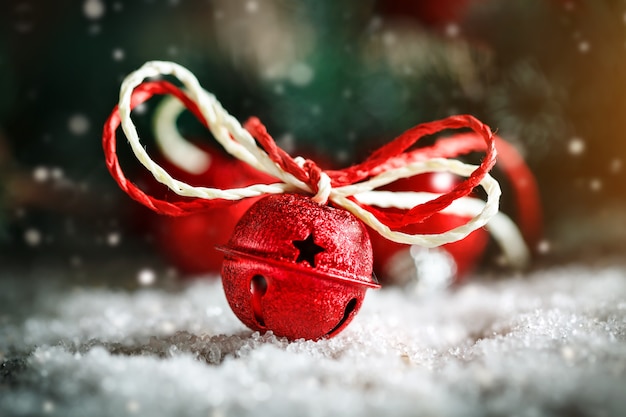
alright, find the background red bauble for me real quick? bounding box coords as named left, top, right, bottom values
left=219, top=193, right=379, bottom=340
left=377, top=0, right=480, bottom=26
left=368, top=172, right=490, bottom=286
left=135, top=143, right=275, bottom=276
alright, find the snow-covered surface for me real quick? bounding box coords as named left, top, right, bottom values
left=1, top=259, right=626, bottom=417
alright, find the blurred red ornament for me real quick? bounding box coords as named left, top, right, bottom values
left=138, top=144, right=274, bottom=276
left=368, top=133, right=543, bottom=289
left=378, top=0, right=480, bottom=26
left=369, top=172, right=489, bottom=287
left=219, top=193, right=379, bottom=340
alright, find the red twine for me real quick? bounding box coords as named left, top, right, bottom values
left=103, top=80, right=540, bottom=246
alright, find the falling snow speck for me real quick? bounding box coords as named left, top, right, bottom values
left=589, top=178, right=602, bottom=192
left=578, top=41, right=590, bottom=53
left=336, top=150, right=350, bottom=163
left=273, top=84, right=285, bottom=95
left=107, top=232, right=121, bottom=246
left=24, top=229, right=42, bottom=246
left=368, top=16, right=383, bottom=32
left=33, top=166, right=50, bottom=183
left=568, top=138, right=585, bottom=155
left=288, top=62, right=314, bottom=87
left=84, top=0, right=105, bottom=20
left=138, top=269, right=156, bottom=286
left=610, top=158, right=622, bottom=173
left=88, top=24, right=101, bottom=35
left=445, top=24, right=460, bottom=38
left=133, top=103, right=148, bottom=115
left=246, top=1, right=259, bottom=13
left=112, top=48, right=125, bottom=61
left=383, top=31, right=396, bottom=46
left=68, top=114, right=90, bottom=135
left=51, top=167, right=64, bottom=180
left=42, top=401, right=55, bottom=413
left=537, top=240, right=551, bottom=255
left=277, top=133, right=295, bottom=154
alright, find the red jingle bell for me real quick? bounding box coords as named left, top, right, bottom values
left=218, top=193, right=380, bottom=340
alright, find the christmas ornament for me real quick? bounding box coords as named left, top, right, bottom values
left=219, top=193, right=376, bottom=340
left=369, top=135, right=542, bottom=290
left=139, top=98, right=275, bottom=276
left=369, top=172, right=490, bottom=289
left=142, top=148, right=272, bottom=275
left=103, top=61, right=520, bottom=340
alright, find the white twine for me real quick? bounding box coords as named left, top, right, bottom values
left=119, top=60, right=507, bottom=250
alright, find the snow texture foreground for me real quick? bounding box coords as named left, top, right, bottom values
left=1, top=262, right=625, bottom=417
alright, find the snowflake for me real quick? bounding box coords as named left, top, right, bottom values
left=137, top=269, right=156, bottom=286
left=24, top=228, right=42, bottom=246
left=83, top=0, right=105, bottom=20
left=578, top=41, right=591, bottom=53
left=33, top=166, right=50, bottom=183
left=107, top=232, right=121, bottom=247
left=288, top=62, right=314, bottom=87
left=112, top=48, right=125, bottom=61
left=568, top=138, right=585, bottom=156
left=68, top=114, right=90, bottom=135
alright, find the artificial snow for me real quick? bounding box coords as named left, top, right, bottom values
left=1, top=261, right=625, bottom=417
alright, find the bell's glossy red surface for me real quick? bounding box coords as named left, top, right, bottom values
left=219, top=193, right=379, bottom=340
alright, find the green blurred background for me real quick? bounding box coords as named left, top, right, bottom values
left=1, top=0, right=625, bottom=274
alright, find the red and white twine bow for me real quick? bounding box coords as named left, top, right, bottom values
left=103, top=61, right=534, bottom=265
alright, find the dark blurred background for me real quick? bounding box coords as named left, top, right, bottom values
left=1, top=0, right=625, bottom=277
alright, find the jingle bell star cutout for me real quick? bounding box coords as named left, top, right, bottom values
left=293, top=234, right=325, bottom=268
